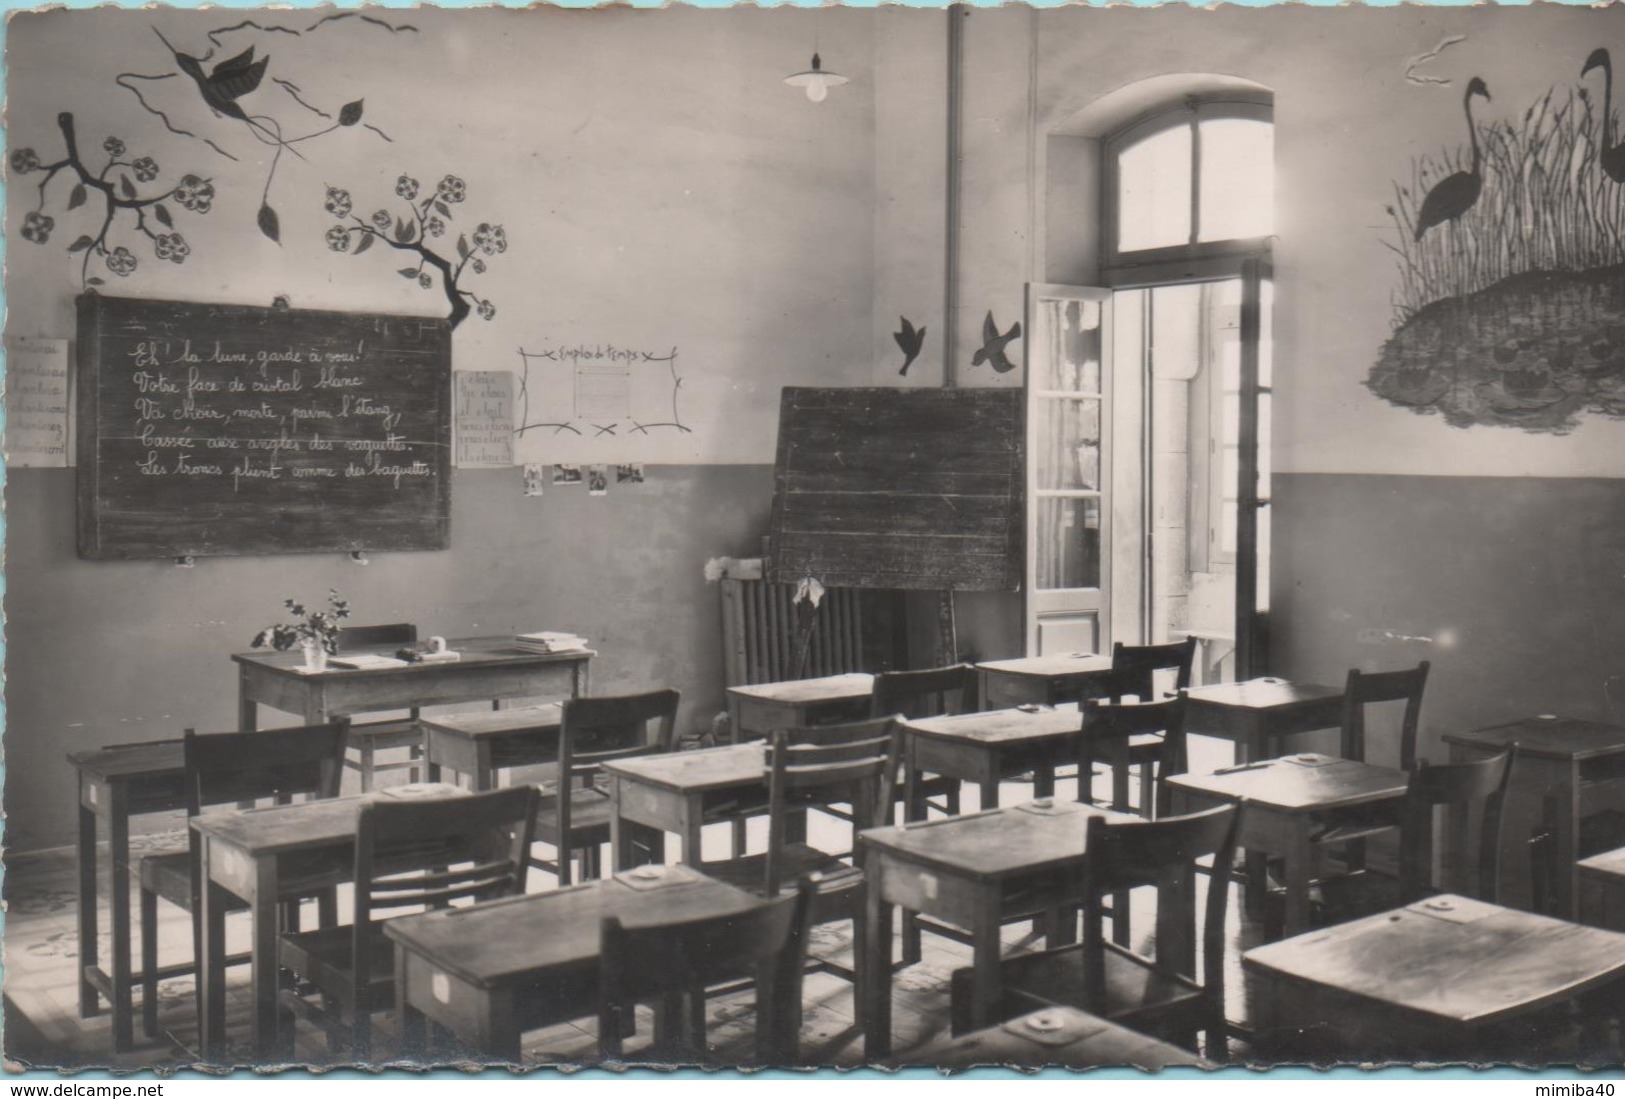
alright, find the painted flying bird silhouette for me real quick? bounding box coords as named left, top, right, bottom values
left=1413, top=77, right=1491, bottom=241
left=1583, top=48, right=1625, bottom=183
left=894, top=316, right=926, bottom=376
left=971, top=311, right=1022, bottom=374
left=176, top=44, right=270, bottom=122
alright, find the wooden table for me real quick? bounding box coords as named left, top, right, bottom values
left=192, top=791, right=455, bottom=1060
left=856, top=802, right=1142, bottom=1060
left=902, top=704, right=1084, bottom=813
left=1445, top=716, right=1625, bottom=917
left=603, top=744, right=788, bottom=868
left=1579, top=844, right=1625, bottom=930
left=1167, top=752, right=1408, bottom=937
left=976, top=654, right=1115, bottom=709
left=1244, top=894, right=1625, bottom=1059
left=384, top=866, right=760, bottom=1062
left=725, top=673, right=875, bottom=742
left=1181, top=678, right=1343, bottom=763
left=420, top=703, right=563, bottom=789
left=67, top=739, right=187, bottom=1051
left=910, top=1006, right=1210, bottom=1071
left=233, top=637, right=593, bottom=731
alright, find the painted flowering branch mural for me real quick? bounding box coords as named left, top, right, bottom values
left=10, top=112, right=214, bottom=287
left=321, top=173, right=506, bottom=330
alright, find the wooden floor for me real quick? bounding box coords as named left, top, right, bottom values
left=5, top=763, right=1295, bottom=1074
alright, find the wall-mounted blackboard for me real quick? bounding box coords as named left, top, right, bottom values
left=76, top=294, right=452, bottom=560
left=766, top=387, right=1023, bottom=591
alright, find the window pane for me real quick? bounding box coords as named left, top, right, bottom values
left=1221, top=393, right=1240, bottom=446
left=1259, top=277, right=1274, bottom=388
left=1034, top=297, right=1102, bottom=392
left=1220, top=445, right=1239, bottom=499
left=1037, top=398, right=1101, bottom=490
left=1219, top=499, right=1238, bottom=556
left=1036, top=496, right=1101, bottom=590
left=1257, top=391, right=1272, bottom=495
left=1118, top=125, right=1192, bottom=252
left=1198, top=118, right=1273, bottom=242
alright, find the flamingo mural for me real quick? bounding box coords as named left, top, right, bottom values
left=1367, top=53, right=1625, bottom=433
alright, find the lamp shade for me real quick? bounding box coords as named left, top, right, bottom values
left=784, top=52, right=848, bottom=102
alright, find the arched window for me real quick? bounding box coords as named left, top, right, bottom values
left=1104, top=96, right=1273, bottom=278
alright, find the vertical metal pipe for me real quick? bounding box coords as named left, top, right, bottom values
left=944, top=3, right=966, bottom=388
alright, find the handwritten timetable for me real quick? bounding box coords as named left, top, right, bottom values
left=76, top=294, right=451, bottom=559
left=5, top=337, right=72, bottom=467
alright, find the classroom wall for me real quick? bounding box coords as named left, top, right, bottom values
left=873, top=5, right=1625, bottom=758
left=2, top=7, right=878, bottom=852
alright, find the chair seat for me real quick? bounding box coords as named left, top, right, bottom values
left=277, top=922, right=397, bottom=1013
left=950, top=941, right=1204, bottom=1037
left=1125, top=732, right=1164, bottom=759
left=699, top=844, right=861, bottom=919
left=532, top=786, right=616, bottom=844
left=344, top=719, right=423, bottom=751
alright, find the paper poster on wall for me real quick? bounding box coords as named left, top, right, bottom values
left=515, top=341, right=688, bottom=451
left=454, top=370, right=514, bottom=468
left=4, top=337, right=72, bottom=467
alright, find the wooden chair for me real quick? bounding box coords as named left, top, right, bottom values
left=598, top=876, right=815, bottom=1064
left=872, top=664, right=975, bottom=819
left=1082, top=689, right=1188, bottom=819
left=135, top=721, right=349, bottom=1042
left=337, top=624, right=425, bottom=791
left=530, top=689, right=679, bottom=885
left=1317, top=746, right=1516, bottom=923
left=1341, top=661, right=1430, bottom=768
left=699, top=716, right=901, bottom=1018
left=1110, top=638, right=1197, bottom=700
left=948, top=804, right=1240, bottom=1060
left=276, top=785, right=537, bottom=1060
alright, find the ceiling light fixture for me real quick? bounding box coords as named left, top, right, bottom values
left=784, top=53, right=848, bottom=103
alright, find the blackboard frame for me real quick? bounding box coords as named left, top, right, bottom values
left=76, top=293, right=453, bottom=560
left=765, top=386, right=1024, bottom=592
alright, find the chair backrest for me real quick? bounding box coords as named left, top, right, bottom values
left=1110, top=638, right=1197, bottom=701
left=1399, top=745, right=1515, bottom=903
left=337, top=623, right=418, bottom=648
left=554, top=689, right=680, bottom=841
left=352, top=785, right=537, bottom=996
left=598, top=877, right=815, bottom=1062
left=764, top=717, right=902, bottom=894
left=871, top=664, right=979, bottom=719
left=1080, top=805, right=1240, bottom=1018
left=183, top=721, right=349, bottom=815
left=1340, top=661, right=1429, bottom=768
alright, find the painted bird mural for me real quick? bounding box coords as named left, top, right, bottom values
left=1583, top=48, right=1625, bottom=183
left=894, top=316, right=926, bottom=376
left=1413, top=77, right=1491, bottom=241
left=971, top=311, right=1022, bottom=374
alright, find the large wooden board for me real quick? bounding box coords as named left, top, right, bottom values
left=76, top=294, right=452, bottom=559
left=766, top=387, right=1022, bottom=591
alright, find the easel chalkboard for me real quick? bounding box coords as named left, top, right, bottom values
left=765, top=387, right=1023, bottom=592
left=76, top=294, right=452, bottom=560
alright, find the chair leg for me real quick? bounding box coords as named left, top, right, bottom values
left=359, top=745, right=376, bottom=793
left=1138, top=764, right=1153, bottom=819
left=353, top=1007, right=372, bottom=1063
left=408, top=744, right=423, bottom=786
left=731, top=818, right=748, bottom=857
left=140, top=887, right=160, bottom=1039
left=318, top=888, right=338, bottom=929
left=850, top=907, right=868, bottom=1032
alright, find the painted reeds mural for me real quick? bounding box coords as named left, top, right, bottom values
left=1368, top=49, right=1625, bottom=432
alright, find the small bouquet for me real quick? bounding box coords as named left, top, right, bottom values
left=251, top=589, right=351, bottom=655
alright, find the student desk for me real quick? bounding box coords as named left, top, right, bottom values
left=901, top=704, right=1084, bottom=813
left=975, top=654, right=1115, bottom=709
left=420, top=703, right=563, bottom=789
left=192, top=792, right=447, bottom=1060
left=1166, top=752, right=1408, bottom=937
left=384, top=866, right=759, bottom=1062
left=725, top=673, right=875, bottom=742
left=603, top=744, right=791, bottom=868
left=1444, top=716, right=1625, bottom=918
left=1243, top=894, right=1625, bottom=1059
left=912, top=1006, right=1211, bottom=1071
left=1579, top=844, right=1625, bottom=930
left=1181, top=678, right=1344, bottom=763
left=67, top=739, right=187, bottom=1051
left=856, top=802, right=1143, bottom=1060
left=232, top=638, right=593, bottom=731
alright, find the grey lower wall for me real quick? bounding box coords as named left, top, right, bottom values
left=1270, top=472, right=1625, bottom=764
left=3, top=464, right=775, bottom=853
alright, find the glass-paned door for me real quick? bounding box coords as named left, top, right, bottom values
left=1025, top=285, right=1114, bottom=656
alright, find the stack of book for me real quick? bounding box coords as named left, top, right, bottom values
left=514, top=630, right=591, bottom=654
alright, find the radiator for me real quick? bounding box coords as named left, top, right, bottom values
left=716, top=559, right=865, bottom=686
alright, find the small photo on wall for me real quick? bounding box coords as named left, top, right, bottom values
left=522, top=463, right=547, bottom=497
left=616, top=463, right=644, bottom=485
left=587, top=465, right=609, bottom=496
left=553, top=464, right=582, bottom=485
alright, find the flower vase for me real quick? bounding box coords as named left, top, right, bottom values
left=301, top=640, right=329, bottom=673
